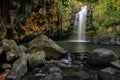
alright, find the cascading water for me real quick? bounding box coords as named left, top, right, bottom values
left=74, top=5, right=87, bottom=42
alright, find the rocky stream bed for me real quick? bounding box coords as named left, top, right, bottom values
left=0, top=35, right=120, bottom=80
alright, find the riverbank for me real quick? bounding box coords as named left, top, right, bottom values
left=1, top=35, right=120, bottom=80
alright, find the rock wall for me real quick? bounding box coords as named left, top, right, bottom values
left=21, top=0, right=60, bottom=39
left=0, top=0, right=83, bottom=41
left=93, top=25, right=120, bottom=45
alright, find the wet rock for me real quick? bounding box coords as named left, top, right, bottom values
left=57, top=62, right=80, bottom=69
left=1, top=39, right=19, bottom=61
left=28, top=51, right=46, bottom=69
left=63, top=69, right=94, bottom=80
left=18, top=45, right=27, bottom=53
left=23, top=66, right=62, bottom=80
left=28, top=35, right=66, bottom=59
left=39, top=66, right=62, bottom=80
left=0, top=63, right=11, bottom=70
left=16, top=45, right=28, bottom=57
left=87, top=48, right=117, bottom=67
left=49, top=66, right=62, bottom=74
left=72, top=60, right=83, bottom=66
left=98, top=67, right=120, bottom=80
left=5, top=53, right=27, bottom=80
left=110, top=61, right=120, bottom=70
left=1, top=39, right=18, bottom=52
left=22, top=68, right=47, bottom=80
left=60, top=58, right=72, bottom=64
left=34, top=72, right=46, bottom=78
left=42, top=73, right=63, bottom=80
left=22, top=73, right=37, bottom=80
left=73, top=51, right=91, bottom=62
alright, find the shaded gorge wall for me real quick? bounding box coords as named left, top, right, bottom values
left=0, top=0, right=82, bottom=41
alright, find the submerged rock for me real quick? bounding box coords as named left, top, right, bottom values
left=87, top=48, right=117, bottom=67
left=5, top=53, right=27, bottom=80
left=28, top=51, right=46, bottom=69
left=28, top=35, right=67, bottom=59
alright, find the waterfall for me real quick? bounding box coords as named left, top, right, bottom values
left=60, top=52, right=72, bottom=65
left=74, top=5, right=87, bottom=42
left=67, top=52, right=72, bottom=62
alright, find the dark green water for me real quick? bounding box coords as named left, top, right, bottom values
left=56, top=41, right=120, bottom=55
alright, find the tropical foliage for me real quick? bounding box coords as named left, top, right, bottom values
left=93, top=0, right=120, bottom=28
left=87, top=0, right=120, bottom=39
left=79, top=0, right=99, bottom=4
left=57, top=0, right=77, bottom=15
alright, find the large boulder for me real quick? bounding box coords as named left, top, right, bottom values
left=98, top=67, right=120, bottom=80
left=28, top=35, right=66, bottom=59
left=5, top=53, right=27, bottom=80
left=1, top=39, right=19, bottom=61
left=42, top=73, right=62, bottom=80
left=16, top=45, right=28, bottom=57
left=87, top=48, right=117, bottom=67
left=27, top=51, right=46, bottom=69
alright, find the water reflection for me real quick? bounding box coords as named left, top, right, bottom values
left=56, top=41, right=120, bottom=55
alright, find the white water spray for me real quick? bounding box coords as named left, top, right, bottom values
left=74, top=5, right=87, bottom=42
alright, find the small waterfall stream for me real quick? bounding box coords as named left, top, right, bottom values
left=74, top=5, right=88, bottom=42
left=67, top=52, right=72, bottom=63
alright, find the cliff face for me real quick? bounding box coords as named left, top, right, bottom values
left=0, top=0, right=82, bottom=41
left=21, top=0, right=60, bottom=39
left=96, top=25, right=120, bottom=39
left=21, top=0, right=82, bottom=40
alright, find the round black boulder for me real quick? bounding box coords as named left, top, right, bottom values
left=87, top=48, right=117, bottom=67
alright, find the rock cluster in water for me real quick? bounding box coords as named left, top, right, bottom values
left=0, top=35, right=66, bottom=80
left=0, top=35, right=120, bottom=80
